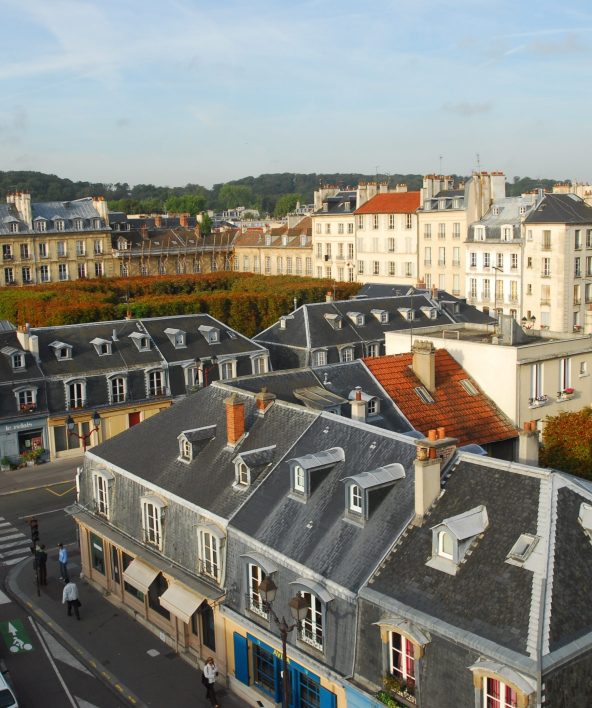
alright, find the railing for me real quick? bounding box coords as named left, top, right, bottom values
left=529, top=395, right=549, bottom=409
left=149, top=387, right=167, bottom=397
left=2, top=255, right=13, bottom=261
left=19, top=403, right=36, bottom=413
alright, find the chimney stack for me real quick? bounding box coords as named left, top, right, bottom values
left=413, top=429, right=458, bottom=521
left=350, top=387, right=367, bottom=423
left=16, top=323, right=30, bottom=351
left=180, top=213, right=189, bottom=227
left=225, top=395, right=245, bottom=446
left=255, top=387, right=276, bottom=415
left=154, top=214, right=162, bottom=228
left=326, top=291, right=333, bottom=303
left=518, top=421, right=539, bottom=466
left=412, top=340, right=436, bottom=393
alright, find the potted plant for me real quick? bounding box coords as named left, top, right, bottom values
left=20, top=448, right=45, bottom=466
left=0, top=456, right=10, bottom=472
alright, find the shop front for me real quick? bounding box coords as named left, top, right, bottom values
left=0, top=416, right=47, bottom=465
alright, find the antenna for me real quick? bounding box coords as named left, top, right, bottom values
left=439, top=155, right=443, bottom=175
left=476, top=153, right=481, bottom=171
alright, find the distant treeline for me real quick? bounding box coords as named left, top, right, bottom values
left=0, top=170, right=564, bottom=218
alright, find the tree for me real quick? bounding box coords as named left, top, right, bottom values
left=199, top=212, right=213, bottom=235
left=217, top=183, right=255, bottom=210
left=539, top=407, right=592, bottom=479
left=274, top=193, right=302, bottom=217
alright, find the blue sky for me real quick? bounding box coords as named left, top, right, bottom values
left=1, top=0, right=590, bottom=188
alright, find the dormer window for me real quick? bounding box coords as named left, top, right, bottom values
left=34, top=218, right=47, bottom=232
left=340, top=346, right=354, bottom=363
left=178, top=436, right=193, bottom=463
left=347, top=311, right=364, bottom=326
left=427, top=505, right=489, bottom=575
left=198, top=325, right=219, bottom=344
left=398, top=307, right=415, bottom=321
left=579, top=503, right=592, bottom=540
left=118, top=238, right=129, bottom=250
left=9, top=221, right=19, bottom=233
left=343, top=463, right=405, bottom=523
left=94, top=218, right=102, bottom=229
left=14, top=386, right=37, bottom=412
left=300, top=234, right=307, bottom=246
left=233, top=446, right=275, bottom=487
left=492, top=206, right=500, bottom=216
left=164, top=327, right=186, bottom=348
left=49, top=341, right=73, bottom=360
left=371, top=309, right=389, bottom=324
left=55, top=219, right=65, bottom=231
left=420, top=306, right=438, bottom=320
left=1, top=346, right=25, bottom=370
left=474, top=226, right=486, bottom=241
left=90, top=337, right=112, bottom=356
left=324, top=313, right=343, bottom=329
left=312, top=349, right=327, bottom=367
left=294, top=464, right=305, bottom=492
left=128, top=332, right=151, bottom=352
left=265, top=234, right=272, bottom=246
left=74, top=219, right=84, bottom=230
left=141, top=494, right=166, bottom=549
left=506, top=533, right=539, bottom=566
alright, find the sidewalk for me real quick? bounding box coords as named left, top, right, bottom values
left=6, top=549, right=248, bottom=707
left=0, top=456, right=79, bottom=496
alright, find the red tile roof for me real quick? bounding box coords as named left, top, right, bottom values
left=363, top=350, right=518, bottom=446
left=354, top=192, right=420, bottom=215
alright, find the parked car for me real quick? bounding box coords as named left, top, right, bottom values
left=0, top=661, right=18, bottom=708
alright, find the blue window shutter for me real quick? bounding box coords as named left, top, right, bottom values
left=233, top=632, right=249, bottom=685
left=319, top=686, right=337, bottom=708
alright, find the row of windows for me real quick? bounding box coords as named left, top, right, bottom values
left=4, top=262, right=104, bottom=285
left=534, top=228, right=592, bottom=250
left=530, top=357, right=588, bottom=399
left=422, top=222, right=462, bottom=239
left=6, top=217, right=103, bottom=233
left=358, top=260, right=414, bottom=277
left=2, top=240, right=104, bottom=260
left=467, top=278, right=518, bottom=301
left=236, top=255, right=314, bottom=275
left=315, top=242, right=355, bottom=259
left=314, top=222, right=355, bottom=235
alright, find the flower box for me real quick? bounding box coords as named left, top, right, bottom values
left=528, top=395, right=549, bottom=409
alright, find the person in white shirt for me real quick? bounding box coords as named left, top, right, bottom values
left=203, top=656, right=220, bottom=707
left=62, top=581, right=80, bottom=620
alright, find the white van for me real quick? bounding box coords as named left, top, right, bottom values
left=0, top=670, right=18, bottom=708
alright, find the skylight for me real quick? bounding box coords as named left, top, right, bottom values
left=507, top=533, right=539, bottom=564
left=460, top=379, right=478, bottom=396
left=415, top=386, right=434, bottom=404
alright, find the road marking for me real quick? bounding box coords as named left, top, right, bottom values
left=46, top=485, right=76, bottom=498
left=0, top=619, right=33, bottom=652
left=1, top=546, right=33, bottom=557
left=76, top=700, right=104, bottom=708
left=0, top=521, right=10, bottom=527
left=28, top=617, right=77, bottom=708
left=3, top=557, right=29, bottom=566
left=18, top=507, right=71, bottom=519
left=0, top=538, right=32, bottom=550
left=0, top=590, right=11, bottom=605
left=0, top=533, right=26, bottom=542
left=39, top=625, right=92, bottom=675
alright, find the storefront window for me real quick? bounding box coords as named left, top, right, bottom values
left=110, top=546, right=120, bottom=584
left=90, top=533, right=105, bottom=574
left=199, top=601, right=215, bottom=651
left=148, top=574, right=170, bottom=620
left=253, top=645, right=275, bottom=696
left=299, top=673, right=320, bottom=708
left=122, top=553, right=144, bottom=601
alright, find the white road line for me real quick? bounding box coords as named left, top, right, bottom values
left=0, top=533, right=26, bottom=542
left=0, top=589, right=11, bottom=604
left=28, top=617, right=78, bottom=708
left=1, top=546, right=33, bottom=557
left=0, top=521, right=10, bottom=527
left=0, top=526, right=19, bottom=534
left=0, top=538, right=32, bottom=550
left=3, top=557, right=29, bottom=566
left=17, top=507, right=70, bottom=519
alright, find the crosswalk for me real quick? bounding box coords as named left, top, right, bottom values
left=0, top=517, right=32, bottom=567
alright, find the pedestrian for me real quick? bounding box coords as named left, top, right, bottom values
left=62, top=580, right=81, bottom=620
left=36, top=544, right=47, bottom=586
left=203, top=656, right=220, bottom=707
left=58, top=543, right=69, bottom=582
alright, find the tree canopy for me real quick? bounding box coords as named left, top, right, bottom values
left=539, top=407, right=592, bottom=479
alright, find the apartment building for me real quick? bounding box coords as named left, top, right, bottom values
left=311, top=183, right=387, bottom=282
left=465, top=194, right=538, bottom=318
left=522, top=193, right=592, bottom=332
left=353, top=188, right=420, bottom=285
left=418, top=172, right=506, bottom=296
left=0, top=192, right=112, bottom=285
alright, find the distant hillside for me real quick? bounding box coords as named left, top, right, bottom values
left=0, top=170, right=565, bottom=216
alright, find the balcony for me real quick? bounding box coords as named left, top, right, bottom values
left=19, top=403, right=36, bottom=413
left=423, top=260, right=432, bottom=266
left=149, top=387, right=167, bottom=398
left=3, top=255, right=13, bottom=261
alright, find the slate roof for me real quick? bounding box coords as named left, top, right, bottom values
left=467, top=195, right=538, bottom=242
left=354, top=192, right=420, bottom=214
left=314, top=191, right=357, bottom=215
left=0, top=331, right=47, bottom=420
left=0, top=197, right=108, bottom=235
left=363, top=351, right=518, bottom=446
left=525, top=193, right=592, bottom=224
left=364, top=454, right=592, bottom=661
left=223, top=360, right=413, bottom=433
left=111, top=228, right=235, bottom=254
left=89, top=384, right=317, bottom=517
left=230, top=414, right=418, bottom=592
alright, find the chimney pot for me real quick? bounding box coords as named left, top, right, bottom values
left=437, top=426, right=446, bottom=439
left=255, top=387, right=276, bottom=414
left=355, top=386, right=362, bottom=401
left=428, top=429, right=437, bottom=441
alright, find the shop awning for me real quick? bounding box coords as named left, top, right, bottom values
left=159, top=583, right=203, bottom=624
left=123, top=558, right=159, bottom=594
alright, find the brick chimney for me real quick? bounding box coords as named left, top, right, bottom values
left=180, top=213, right=189, bottom=227
left=413, top=428, right=458, bottom=522
left=225, top=395, right=245, bottom=446
left=412, top=340, right=436, bottom=393
left=255, top=387, right=276, bottom=415
left=91, top=196, right=109, bottom=224
left=518, top=420, right=539, bottom=466
left=154, top=214, right=162, bottom=228
left=7, top=191, right=32, bottom=228
left=350, top=387, right=367, bottom=423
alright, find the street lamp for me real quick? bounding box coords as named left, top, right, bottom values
left=66, top=411, right=101, bottom=453
left=258, top=576, right=309, bottom=708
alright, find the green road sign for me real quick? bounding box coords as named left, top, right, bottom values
left=0, top=619, right=33, bottom=653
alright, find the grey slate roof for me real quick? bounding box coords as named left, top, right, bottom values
left=88, top=384, right=317, bottom=518
left=467, top=195, right=537, bottom=242
left=525, top=193, right=592, bottom=224
left=0, top=331, right=47, bottom=420
left=0, top=197, right=108, bottom=235
left=230, top=415, right=418, bottom=592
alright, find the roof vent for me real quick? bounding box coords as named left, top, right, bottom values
left=506, top=533, right=539, bottom=565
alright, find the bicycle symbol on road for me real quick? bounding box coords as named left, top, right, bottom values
left=0, top=619, right=33, bottom=653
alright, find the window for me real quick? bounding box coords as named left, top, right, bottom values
left=148, top=370, right=164, bottom=396
left=312, top=350, right=327, bottom=367
left=575, top=229, right=582, bottom=249
left=575, top=257, right=582, bottom=277
left=438, top=530, right=454, bottom=559
left=78, top=263, right=86, bottom=279
left=470, top=278, right=477, bottom=298
left=340, top=347, right=354, bottom=363
left=20, top=243, right=30, bottom=260
left=438, top=247, right=445, bottom=266
left=367, top=343, right=379, bottom=357
left=347, top=243, right=354, bottom=259
left=93, top=471, right=112, bottom=517
left=406, top=214, right=413, bottom=229
left=180, top=438, right=192, bottom=462
left=586, top=256, right=592, bottom=277
left=390, top=632, right=415, bottom=689
left=542, top=258, right=551, bottom=277
left=373, top=214, right=379, bottom=229
left=474, top=226, right=485, bottom=241
left=199, top=530, right=220, bottom=580
left=9, top=222, right=18, bottom=233
left=294, top=464, right=305, bottom=493
left=511, top=253, right=518, bottom=270
left=94, top=239, right=103, bottom=255
left=325, top=223, right=331, bottom=234
left=16, top=388, right=34, bottom=410
left=38, top=242, right=48, bottom=258
left=496, top=253, right=503, bottom=269
left=438, top=223, right=445, bottom=239
left=542, top=230, right=551, bottom=250
left=67, top=381, right=85, bottom=409
left=580, top=361, right=588, bottom=377
left=483, top=677, right=518, bottom=708
left=11, top=353, right=25, bottom=371
left=315, top=223, right=321, bottom=234
left=502, top=227, right=512, bottom=241
left=388, top=214, right=395, bottom=229
left=142, top=497, right=164, bottom=548
left=94, top=262, right=103, bottom=277
left=470, top=252, right=477, bottom=268
left=559, top=357, right=570, bottom=392
left=483, top=253, right=491, bottom=268
left=219, top=359, right=236, bottom=381
left=530, top=363, right=542, bottom=399
left=76, top=240, right=86, bottom=256
left=349, top=484, right=362, bottom=514
left=265, top=256, right=271, bottom=274
left=357, top=215, right=364, bottom=229
left=300, top=592, right=323, bottom=651
left=424, top=224, right=431, bottom=239
left=2, top=244, right=12, bottom=261
left=373, top=260, right=380, bottom=275
left=248, top=563, right=267, bottom=616
left=58, top=263, right=68, bottom=281
left=74, top=219, right=84, bottom=230
left=388, top=261, right=395, bottom=276
left=39, top=265, right=50, bottom=282
left=35, top=220, right=47, bottom=232
left=424, top=247, right=431, bottom=265
left=253, top=644, right=275, bottom=694
left=287, top=257, right=293, bottom=274
left=305, top=257, right=312, bottom=275
left=110, top=376, right=125, bottom=403
left=4, top=267, right=14, bottom=285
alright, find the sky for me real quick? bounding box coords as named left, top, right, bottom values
left=0, top=0, right=591, bottom=188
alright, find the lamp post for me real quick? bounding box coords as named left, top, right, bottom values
left=66, top=411, right=101, bottom=453
left=258, top=576, right=309, bottom=708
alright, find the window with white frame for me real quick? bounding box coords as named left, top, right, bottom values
left=219, top=359, right=236, bottom=381
left=390, top=632, right=415, bottom=688
left=559, top=357, right=570, bottom=392
left=470, top=252, right=477, bottom=268
left=294, top=464, right=305, bottom=493
left=93, top=471, right=112, bottom=517
left=252, top=356, right=267, bottom=375
left=347, top=222, right=354, bottom=234
left=367, top=343, right=379, bottom=357
left=357, top=215, right=364, bottom=229
left=312, top=350, right=327, bottom=367
left=76, top=240, right=86, bottom=256
left=367, top=398, right=379, bottom=416
left=349, top=484, right=362, bottom=514
left=78, top=263, right=87, bottom=279
left=438, top=530, right=454, bottom=559
left=67, top=380, right=85, bottom=409
left=180, top=438, right=192, bottom=462
left=300, top=592, right=323, bottom=651
left=11, top=352, right=25, bottom=370
left=148, top=370, right=164, bottom=396
left=530, top=363, right=543, bottom=399
left=16, top=387, right=36, bottom=411
left=579, top=361, right=588, bottom=377
left=59, top=263, right=68, bottom=281
left=238, top=462, right=249, bottom=485
left=373, top=214, right=379, bottom=229
left=22, top=267, right=32, bottom=283
left=248, top=563, right=267, bottom=616
left=388, top=214, right=395, bottom=229
left=340, top=347, right=354, bottom=363
left=199, top=529, right=220, bottom=580
left=95, top=262, right=104, bottom=277
left=110, top=376, right=126, bottom=403
left=483, top=677, right=518, bottom=708
left=141, top=497, right=165, bottom=548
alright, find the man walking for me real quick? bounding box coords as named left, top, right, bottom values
left=203, top=656, right=220, bottom=707
left=62, top=580, right=80, bottom=620
left=58, top=543, right=69, bottom=582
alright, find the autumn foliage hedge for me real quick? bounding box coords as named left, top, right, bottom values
left=0, top=273, right=360, bottom=337
left=540, top=407, right=592, bottom=479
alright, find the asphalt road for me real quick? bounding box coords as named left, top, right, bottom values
left=0, top=465, right=126, bottom=707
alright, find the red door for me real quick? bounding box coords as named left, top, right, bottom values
left=128, top=412, right=141, bottom=428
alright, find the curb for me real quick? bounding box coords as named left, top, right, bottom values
left=5, top=559, right=147, bottom=708
left=0, top=478, right=75, bottom=497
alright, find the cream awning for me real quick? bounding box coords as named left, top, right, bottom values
left=123, top=558, right=159, bottom=594
left=159, top=583, right=203, bottom=624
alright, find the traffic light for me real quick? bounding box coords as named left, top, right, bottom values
left=29, top=519, right=39, bottom=544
